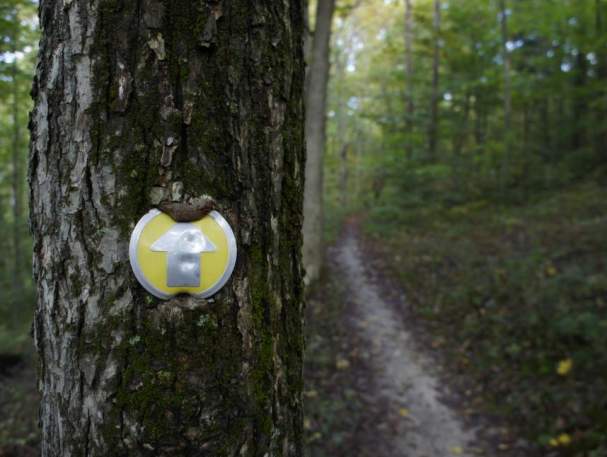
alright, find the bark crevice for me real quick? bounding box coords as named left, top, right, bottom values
left=30, top=1, right=305, bottom=455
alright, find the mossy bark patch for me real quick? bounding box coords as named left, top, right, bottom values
left=29, top=0, right=306, bottom=455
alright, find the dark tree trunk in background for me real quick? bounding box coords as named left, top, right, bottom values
left=303, top=0, right=335, bottom=284
left=29, top=1, right=306, bottom=456
left=428, top=0, right=441, bottom=160
left=499, top=0, right=512, bottom=133
left=554, top=35, right=568, bottom=157
left=540, top=98, right=552, bottom=155
left=452, top=92, right=470, bottom=190
left=572, top=50, right=588, bottom=151
left=10, top=31, right=23, bottom=317
left=339, top=144, right=350, bottom=207
left=540, top=98, right=553, bottom=186
left=334, top=43, right=349, bottom=208
left=499, top=0, right=512, bottom=186
left=404, top=0, right=415, bottom=155
left=303, top=0, right=312, bottom=84
left=0, top=195, right=7, bottom=291
left=595, top=0, right=607, bottom=160
left=474, top=90, right=488, bottom=150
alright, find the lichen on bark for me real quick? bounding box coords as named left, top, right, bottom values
left=29, top=0, right=306, bottom=455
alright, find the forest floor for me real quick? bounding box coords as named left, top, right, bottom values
left=362, top=181, right=607, bottom=457
left=0, top=353, right=39, bottom=456
left=305, top=217, right=535, bottom=457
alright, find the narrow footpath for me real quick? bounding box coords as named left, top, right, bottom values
left=331, top=222, right=482, bottom=457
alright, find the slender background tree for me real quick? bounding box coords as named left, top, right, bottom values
left=303, top=0, right=336, bottom=285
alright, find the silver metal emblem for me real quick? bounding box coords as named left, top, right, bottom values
left=151, top=224, right=217, bottom=287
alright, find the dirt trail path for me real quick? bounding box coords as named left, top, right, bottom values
left=333, top=224, right=481, bottom=457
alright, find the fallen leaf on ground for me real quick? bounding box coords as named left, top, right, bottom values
left=557, top=358, right=573, bottom=376
left=557, top=433, right=572, bottom=446
left=336, top=358, right=350, bottom=370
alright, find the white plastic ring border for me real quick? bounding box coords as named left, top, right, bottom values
left=129, top=209, right=237, bottom=299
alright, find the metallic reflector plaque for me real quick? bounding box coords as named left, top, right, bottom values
left=129, top=209, right=237, bottom=299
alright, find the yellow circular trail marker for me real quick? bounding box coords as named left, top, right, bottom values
left=129, top=209, right=237, bottom=299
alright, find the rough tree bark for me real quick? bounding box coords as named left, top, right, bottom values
left=428, top=0, right=441, bottom=160
left=302, top=0, right=335, bottom=285
left=29, top=1, right=306, bottom=456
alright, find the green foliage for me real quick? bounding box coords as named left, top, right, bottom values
left=304, top=267, right=370, bottom=457
left=0, top=355, right=38, bottom=448
left=326, top=0, right=607, bottom=211
left=0, top=324, right=29, bottom=356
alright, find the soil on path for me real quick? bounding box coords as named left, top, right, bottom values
left=331, top=222, right=484, bottom=457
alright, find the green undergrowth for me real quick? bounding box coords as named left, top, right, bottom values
left=364, top=180, right=607, bottom=457
left=324, top=198, right=351, bottom=245
left=0, top=352, right=39, bottom=450
left=304, top=267, right=368, bottom=457
left=0, top=302, right=38, bottom=450
left=0, top=324, right=30, bottom=357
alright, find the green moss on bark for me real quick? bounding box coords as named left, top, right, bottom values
left=31, top=0, right=305, bottom=455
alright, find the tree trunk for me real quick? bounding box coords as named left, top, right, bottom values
left=333, top=39, right=349, bottom=208
left=540, top=98, right=552, bottom=156
left=302, top=0, right=335, bottom=284
left=451, top=92, right=471, bottom=191
left=29, top=1, right=306, bottom=456
left=474, top=90, right=487, bottom=150
left=541, top=98, right=553, bottom=187
left=572, top=50, right=588, bottom=150
left=303, top=0, right=312, bottom=87
left=353, top=129, right=363, bottom=199
left=332, top=44, right=342, bottom=156
left=404, top=0, right=415, bottom=156
left=595, top=0, right=607, bottom=161
left=10, top=29, right=23, bottom=322
left=428, top=0, right=441, bottom=160
left=0, top=193, right=9, bottom=315
left=499, top=0, right=512, bottom=185
left=339, top=144, right=350, bottom=207
left=499, top=0, right=512, bottom=133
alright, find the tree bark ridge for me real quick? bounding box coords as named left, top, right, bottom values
left=29, top=1, right=306, bottom=455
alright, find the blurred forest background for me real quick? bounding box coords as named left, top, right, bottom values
left=0, top=0, right=35, bottom=355
left=0, top=0, right=38, bottom=451
left=310, top=0, right=607, bottom=456
left=1, top=0, right=606, bottom=456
